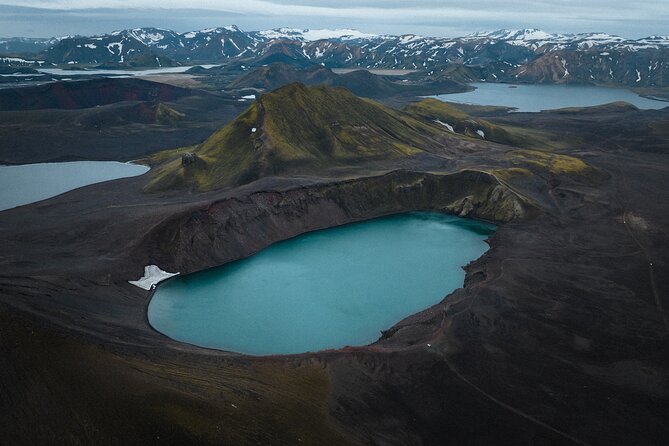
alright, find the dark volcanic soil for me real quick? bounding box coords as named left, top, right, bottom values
left=0, top=107, right=668, bottom=445
left=0, top=80, right=249, bottom=164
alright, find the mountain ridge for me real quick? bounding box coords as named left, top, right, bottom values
left=2, top=26, right=669, bottom=88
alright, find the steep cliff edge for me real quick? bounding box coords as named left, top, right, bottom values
left=137, top=170, right=538, bottom=274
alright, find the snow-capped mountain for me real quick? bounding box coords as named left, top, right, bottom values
left=466, top=29, right=669, bottom=53
left=2, top=27, right=668, bottom=87
left=41, top=26, right=264, bottom=66
left=0, top=36, right=64, bottom=54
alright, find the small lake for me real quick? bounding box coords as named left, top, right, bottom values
left=148, top=212, right=495, bottom=355
left=432, top=82, right=668, bottom=112
left=0, top=161, right=149, bottom=211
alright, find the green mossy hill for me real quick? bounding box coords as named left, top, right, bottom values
left=146, top=83, right=448, bottom=191
left=405, top=98, right=515, bottom=144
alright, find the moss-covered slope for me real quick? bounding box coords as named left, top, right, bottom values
left=404, top=98, right=516, bottom=144
left=146, top=83, right=449, bottom=191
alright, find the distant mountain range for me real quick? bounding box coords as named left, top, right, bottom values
left=1, top=27, right=668, bottom=87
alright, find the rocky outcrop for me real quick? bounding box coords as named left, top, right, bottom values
left=445, top=184, right=526, bottom=221
left=181, top=152, right=199, bottom=166
left=137, top=170, right=539, bottom=273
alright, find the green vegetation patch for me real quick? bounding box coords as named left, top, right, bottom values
left=404, top=98, right=516, bottom=144
left=405, top=98, right=470, bottom=121
left=490, top=167, right=533, bottom=181
left=549, top=101, right=639, bottom=115
left=405, top=98, right=590, bottom=151
left=509, top=149, right=591, bottom=174
left=154, top=102, right=186, bottom=124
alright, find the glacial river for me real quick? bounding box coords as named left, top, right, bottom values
left=148, top=212, right=495, bottom=355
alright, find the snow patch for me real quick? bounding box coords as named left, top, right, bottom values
left=128, top=265, right=179, bottom=290
left=107, top=42, right=123, bottom=55
left=434, top=120, right=454, bottom=132
left=561, top=58, right=569, bottom=78
left=251, top=127, right=257, bottom=133
left=476, top=130, right=486, bottom=139
left=227, top=37, right=241, bottom=51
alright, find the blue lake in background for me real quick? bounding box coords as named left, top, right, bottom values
left=432, top=82, right=668, bottom=112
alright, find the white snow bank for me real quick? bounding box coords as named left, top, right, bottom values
left=241, top=94, right=256, bottom=99
left=129, top=265, right=179, bottom=290
left=476, top=130, right=486, bottom=139
left=435, top=119, right=454, bottom=132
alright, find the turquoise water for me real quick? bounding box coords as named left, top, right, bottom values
left=0, top=161, right=149, bottom=211
left=433, top=82, right=668, bottom=112
left=149, top=212, right=495, bottom=355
